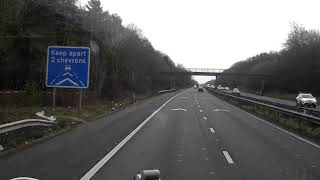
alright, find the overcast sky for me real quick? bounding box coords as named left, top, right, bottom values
left=86, top=0, right=320, bottom=83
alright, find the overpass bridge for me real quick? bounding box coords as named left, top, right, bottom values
left=161, top=68, right=272, bottom=77
left=160, top=68, right=271, bottom=91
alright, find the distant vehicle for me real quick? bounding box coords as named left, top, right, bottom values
left=217, top=85, right=223, bottom=91
left=193, top=85, right=197, bottom=89
left=296, top=93, right=317, bottom=108
left=232, top=88, right=241, bottom=96
left=224, top=87, right=230, bottom=91
left=211, top=85, right=215, bottom=89
left=198, top=87, right=204, bottom=92
left=135, top=169, right=160, bottom=180
left=207, top=84, right=211, bottom=87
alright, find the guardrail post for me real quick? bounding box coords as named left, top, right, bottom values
left=271, top=110, right=278, bottom=121
left=261, top=106, right=265, bottom=116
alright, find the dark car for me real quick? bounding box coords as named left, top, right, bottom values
left=198, top=87, right=204, bottom=92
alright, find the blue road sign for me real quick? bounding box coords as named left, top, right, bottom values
left=46, top=46, right=90, bottom=88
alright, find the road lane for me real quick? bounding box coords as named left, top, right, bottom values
left=91, top=89, right=235, bottom=179
left=91, top=88, right=319, bottom=180
left=197, top=89, right=320, bottom=180
left=241, top=92, right=320, bottom=111
left=1, top=88, right=319, bottom=180
left=0, top=91, right=183, bottom=180
left=241, top=92, right=297, bottom=106
left=80, top=91, right=184, bottom=180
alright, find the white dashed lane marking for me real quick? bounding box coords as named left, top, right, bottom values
left=209, top=128, right=215, bottom=134
left=171, top=108, right=187, bottom=111
left=222, top=151, right=235, bottom=164
left=213, top=109, right=229, bottom=112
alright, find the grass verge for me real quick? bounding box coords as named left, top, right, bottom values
left=0, top=118, right=78, bottom=152
left=0, top=95, right=147, bottom=152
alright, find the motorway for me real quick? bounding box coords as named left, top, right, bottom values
left=0, top=89, right=319, bottom=180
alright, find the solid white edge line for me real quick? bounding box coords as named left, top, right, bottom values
left=209, top=128, right=215, bottom=134
left=80, top=91, right=185, bottom=180
left=225, top=99, right=320, bottom=149
left=222, top=151, right=234, bottom=164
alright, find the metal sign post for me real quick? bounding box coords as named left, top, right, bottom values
left=79, top=89, right=83, bottom=110
left=52, top=88, right=56, bottom=110
left=46, top=46, right=90, bottom=109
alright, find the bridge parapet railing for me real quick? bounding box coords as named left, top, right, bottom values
left=179, top=68, right=225, bottom=73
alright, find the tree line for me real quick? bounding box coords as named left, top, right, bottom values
left=0, top=0, right=195, bottom=98
left=212, top=23, right=320, bottom=95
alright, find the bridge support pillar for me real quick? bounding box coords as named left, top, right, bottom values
left=171, top=76, right=173, bottom=89
left=215, top=76, right=218, bottom=87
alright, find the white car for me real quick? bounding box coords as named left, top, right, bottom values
left=224, top=87, right=230, bottom=91
left=232, top=88, right=241, bottom=96
left=217, top=85, right=223, bottom=91
left=296, top=93, right=317, bottom=108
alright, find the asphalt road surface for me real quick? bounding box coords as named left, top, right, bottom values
left=0, top=89, right=319, bottom=180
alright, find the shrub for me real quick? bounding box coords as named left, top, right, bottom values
left=311, top=127, right=320, bottom=138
